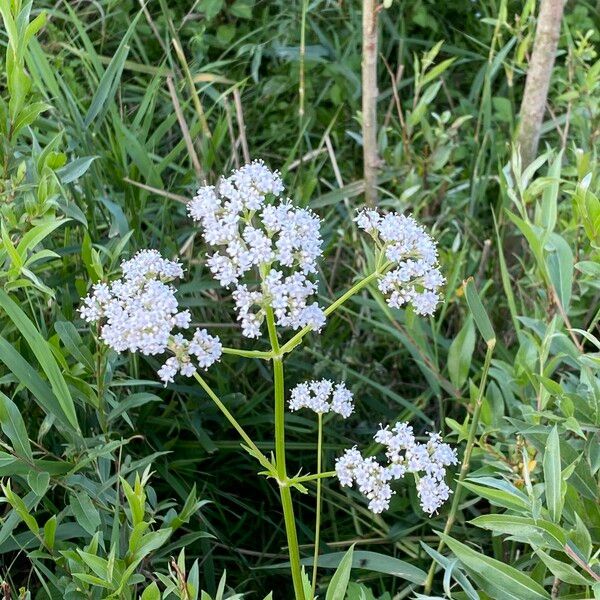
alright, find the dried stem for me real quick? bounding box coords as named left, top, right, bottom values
left=233, top=88, right=251, bottom=164
left=166, top=76, right=204, bottom=180
left=361, top=0, right=379, bottom=206
left=517, top=0, right=565, bottom=166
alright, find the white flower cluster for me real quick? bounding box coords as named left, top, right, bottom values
left=188, top=161, right=325, bottom=338
left=288, top=380, right=354, bottom=418
left=79, top=250, right=222, bottom=384
left=355, top=209, right=444, bottom=315
left=335, top=422, right=457, bottom=514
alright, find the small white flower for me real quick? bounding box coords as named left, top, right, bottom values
left=330, top=385, right=354, bottom=418
left=336, top=422, right=456, bottom=515
left=189, top=328, right=223, bottom=368
left=355, top=209, right=444, bottom=316
left=157, top=357, right=179, bottom=384
left=288, top=380, right=354, bottom=418
left=355, top=209, right=381, bottom=234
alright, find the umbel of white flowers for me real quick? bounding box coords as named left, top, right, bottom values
left=79, top=249, right=222, bottom=384
left=188, top=161, right=325, bottom=338
left=289, top=379, right=354, bottom=418
left=355, top=209, right=444, bottom=315
left=335, top=422, right=458, bottom=514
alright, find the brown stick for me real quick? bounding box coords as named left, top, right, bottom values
left=517, top=0, right=565, bottom=166
left=361, top=0, right=379, bottom=206
left=1, top=581, right=10, bottom=600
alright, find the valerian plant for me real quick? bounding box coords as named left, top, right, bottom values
left=79, top=162, right=456, bottom=599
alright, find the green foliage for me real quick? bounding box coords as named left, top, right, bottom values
left=0, top=0, right=598, bottom=598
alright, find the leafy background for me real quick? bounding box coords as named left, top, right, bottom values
left=0, top=0, right=599, bottom=598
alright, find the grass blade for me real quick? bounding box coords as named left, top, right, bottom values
left=0, top=290, right=79, bottom=431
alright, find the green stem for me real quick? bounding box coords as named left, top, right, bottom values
left=423, top=340, right=495, bottom=594
left=221, top=346, right=273, bottom=360
left=193, top=372, right=268, bottom=468
left=311, top=413, right=324, bottom=597
left=266, top=307, right=306, bottom=600
left=95, top=331, right=108, bottom=434
left=280, top=270, right=382, bottom=355
left=290, top=471, right=336, bottom=485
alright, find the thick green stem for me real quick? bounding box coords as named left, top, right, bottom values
left=423, top=340, right=495, bottom=594
left=266, top=308, right=306, bottom=600
left=280, top=484, right=305, bottom=600
left=311, top=413, right=324, bottom=597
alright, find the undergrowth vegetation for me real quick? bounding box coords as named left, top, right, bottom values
left=0, top=0, right=599, bottom=598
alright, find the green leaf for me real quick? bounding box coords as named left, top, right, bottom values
left=0, top=290, right=79, bottom=431
left=16, top=219, right=68, bottom=257
left=43, top=515, right=57, bottom=551
left=0, top=337, right=72, bottom=432
left=2, top=481, right=40, bottom=535
left=302, top=550, right=426, bottom=584
left=408, top=81, right=441, bottom=128
left=543, top=426, right=563, bottom=523
left=0, top=391, right=33, bottom=461
left=420, top=542, right=479, bottom=600
left=463, top=278, right=496, bottom=344
left=2, top=221, right=23, bottom=270
left=447, top=315, right=475, bottom=388
left=54, top=321, right=95, bottom=371
left=440, top=534, right=549, bottom=599
left=470, top=515, right=566, bottom=551
left=536, top=550, right=592, bottom=586
left=56, top=156, right=98, bottom=183
left=421, top=57, right=456, bottom=87
left=506, top=212, right=547, bottom=276
left=70, top=491, right=101, bottom=536
left=140, top=583, right=161, bottom=600
left=83, top=12, right=141, bottom=126
left=27, top=471, right=50, bottom=497
left=325, top=544, right=354, bottom=600
left=76, top=550, right=109, bottom=580
left=545, top=233, right=573, bottom=312
left=539, top=150, right=563, bottom=234
left=131, top=528, right=171, bottom=561
left=12, top=101, right=49, bottom=136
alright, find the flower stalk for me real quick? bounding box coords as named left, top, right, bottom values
left=266, top=307, right=305, bottom=600
left=423, top=339, right=495, bottom=594
left=311, top=413, right=324, bottom=596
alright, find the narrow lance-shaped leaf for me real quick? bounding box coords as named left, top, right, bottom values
left=0, top=391, right=33, bottom=461
left=325, top=544, right=355, bottom=600
left=539, top=149, right=563, bottom=235
left=447, top=315, right=475, bottom=388
left=543, top=426, right=563, bottom=523
left=83, top=11, right=142, bottom=127
left=440, top=534, right=549, bottom=599
left=463, top=278, right=496, bottom=345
